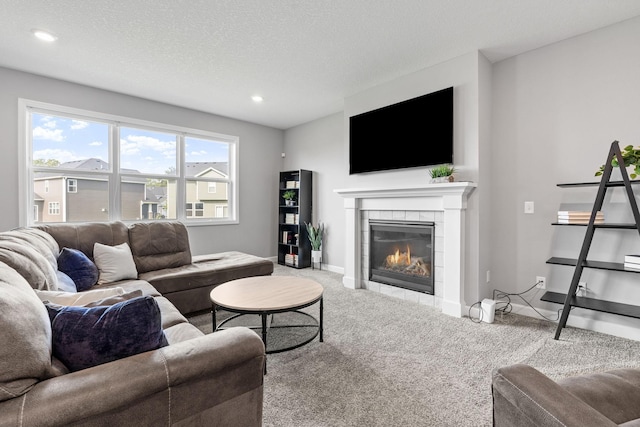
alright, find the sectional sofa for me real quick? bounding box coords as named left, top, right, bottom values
left=492, top=363, right=640, bottom=426
left=0, top=220, right=274, bottom=426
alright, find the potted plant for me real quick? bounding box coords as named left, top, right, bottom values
left=595, top=144, right=640, bottom=179
left=282, top=190, right=296, bottom=206
left=305, top=222, right=324, bottom=263
left=429, top=164, right=456, bottom=183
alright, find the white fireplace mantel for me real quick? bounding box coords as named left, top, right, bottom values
left=334, top=182, right=476, bottom=318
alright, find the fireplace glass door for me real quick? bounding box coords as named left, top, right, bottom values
left=369, top=220, right=434, bottom=294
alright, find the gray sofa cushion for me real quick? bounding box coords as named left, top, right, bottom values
left=36, top=221, right=129, bottom=260
left=0, top=240, right=58, bottom=290
left=139, top=251, right=274, bottom=314
left=0, top=262, right=53, bottom=402
left=558, top=369, right=640, bottom=425
left=128, top=221, right=192, bottom=273
left=0, top=228, right=59, bottom=271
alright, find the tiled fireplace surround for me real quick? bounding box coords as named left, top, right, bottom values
left=335, top=183, right=476, bottom=318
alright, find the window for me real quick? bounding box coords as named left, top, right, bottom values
left=67, top=179, right=77, bottom=193
left=21, top=100, right=238, bottom=226
left=48, top=202, right=60, bottom=215
left=186, top=202, right=204, bottom=218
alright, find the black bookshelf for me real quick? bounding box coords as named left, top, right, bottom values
left=277, top=170, right=312, bottom=269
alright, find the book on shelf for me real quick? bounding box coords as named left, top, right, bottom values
left=285, top=180, right=297, bottom=189
left=557, top=212, right=603, bottom=218
left=281, top=231, right=297, bottom=245
left=556, top=218, right=605, bottom=224
left=624, top=262, right=640, bottom=271
left=557, top=210, right=603, bottom=217
left=624, top=254, right=640, bottom=264
left=556, top=210, right=604, bottom=224
left=284, top=213, right=298, bottom=224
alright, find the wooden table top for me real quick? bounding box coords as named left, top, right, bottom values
left=210, top=276, right=324, bottom=311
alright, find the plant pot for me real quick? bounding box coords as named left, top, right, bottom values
left=285, top=200, right=294, bottom=206
left=430, top=176, right=453, bottom=183
left=311, top=250, right=322, bottom=263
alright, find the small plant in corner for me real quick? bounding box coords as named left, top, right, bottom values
left=429, top=164, right=455, bottom=181
left=595, top=144, right=640, bottom=179
left=305, top=222, right=324, bottom=251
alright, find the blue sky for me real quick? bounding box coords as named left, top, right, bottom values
left=32, top=113, right=229, bottom=174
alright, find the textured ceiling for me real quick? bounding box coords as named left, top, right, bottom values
left=1, top=0, right=640, bottom=129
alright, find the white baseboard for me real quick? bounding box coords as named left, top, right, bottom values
left=268, top=257, right=344, bottom=275
left=466, top=301, right=640, bottom=342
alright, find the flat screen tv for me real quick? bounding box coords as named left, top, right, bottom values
left=349, top=86, right=453, bottom=174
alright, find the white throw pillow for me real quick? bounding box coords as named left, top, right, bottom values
left=35, top=287, right=126, bottom=306
left=93, top=242, right=138, bottom=284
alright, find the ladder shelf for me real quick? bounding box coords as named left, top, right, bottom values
left=544, top=140, right=640, bottom=340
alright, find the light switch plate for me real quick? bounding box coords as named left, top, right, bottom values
left=524, top=201, right=534, bottom=214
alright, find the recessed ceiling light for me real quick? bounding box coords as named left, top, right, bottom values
left=251, top=95, right=264, bottom=103
left=32, top=29, right=57, bottom=42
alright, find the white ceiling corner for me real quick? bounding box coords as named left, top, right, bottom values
left=1, top=0, right=640, bottom=129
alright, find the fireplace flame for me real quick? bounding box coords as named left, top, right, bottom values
left=386, top=245, right=411, bottom=267
left=383, top=245, right=430, bottom=277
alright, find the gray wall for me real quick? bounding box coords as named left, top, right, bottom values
left=285, top=16, right=640, bottom=339
left=491, top=15, right=640, bottom=338
left=0, top=67, right=284, bottom=258
left=284, top=51, right=492, bottom=308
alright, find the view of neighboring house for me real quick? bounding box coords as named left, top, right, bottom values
left=184, top=162, right=229, bottom=219
left=33, top=159, right=228, bottom=223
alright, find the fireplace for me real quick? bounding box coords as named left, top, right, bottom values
left=369, top=220, right=434, bottom=294
left=335, top=183, right=476, bottom=317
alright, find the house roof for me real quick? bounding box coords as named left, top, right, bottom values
left=186, top=162, right=228, bottom=177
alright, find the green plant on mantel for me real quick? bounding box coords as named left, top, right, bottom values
left=429, top=164, right=455, bottom=178
left=595, top=144, right=640, bottom=179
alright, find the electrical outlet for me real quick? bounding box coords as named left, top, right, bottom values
left=486, top=270, right=491, bottom=283
left=535, top=276, right=546, bottom=289
left=578, top=281, right=588, bottom=296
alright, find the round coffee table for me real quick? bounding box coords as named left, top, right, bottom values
left=210, top=276, right=323, bottom=372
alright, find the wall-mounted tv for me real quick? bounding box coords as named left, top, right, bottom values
left=349, top=86, right=453, bottom=175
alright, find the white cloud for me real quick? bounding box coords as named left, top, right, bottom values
left=126, top=135, right=175, bottom=152
left=120, top=138, right=141, bottom=156
left=33, top=126, right=64, bottom=142
left=70, top=120, right=89, bottom=130
left=89, top=141, right=103, bottom=146
left=189, top=150, right=208, bottom=156
left=33, top=148, right=79, bottom=163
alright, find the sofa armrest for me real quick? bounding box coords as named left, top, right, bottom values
left=492, top=364, right=617, bottom=427
left=0, top=327, right=264, bottom=427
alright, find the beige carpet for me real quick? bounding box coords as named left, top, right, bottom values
left=188, top=265, right=640, bottom=426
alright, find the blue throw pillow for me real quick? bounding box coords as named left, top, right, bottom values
left=46, top=296, right=168, bottom=372
left=57, top=248, right=99, bottom=291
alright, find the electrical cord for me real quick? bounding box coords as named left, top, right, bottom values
left=469, top=280, right=565, bottom=323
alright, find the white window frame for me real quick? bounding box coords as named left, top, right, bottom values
left=19, top=99, right=239, bottom=227
left=186, top=202, right=205, bottom=218
left=67, top=178, right=77, bottom=193
left=48, top=201, right=60, bottom=215
left=208, top=182, right=217, bottom=193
